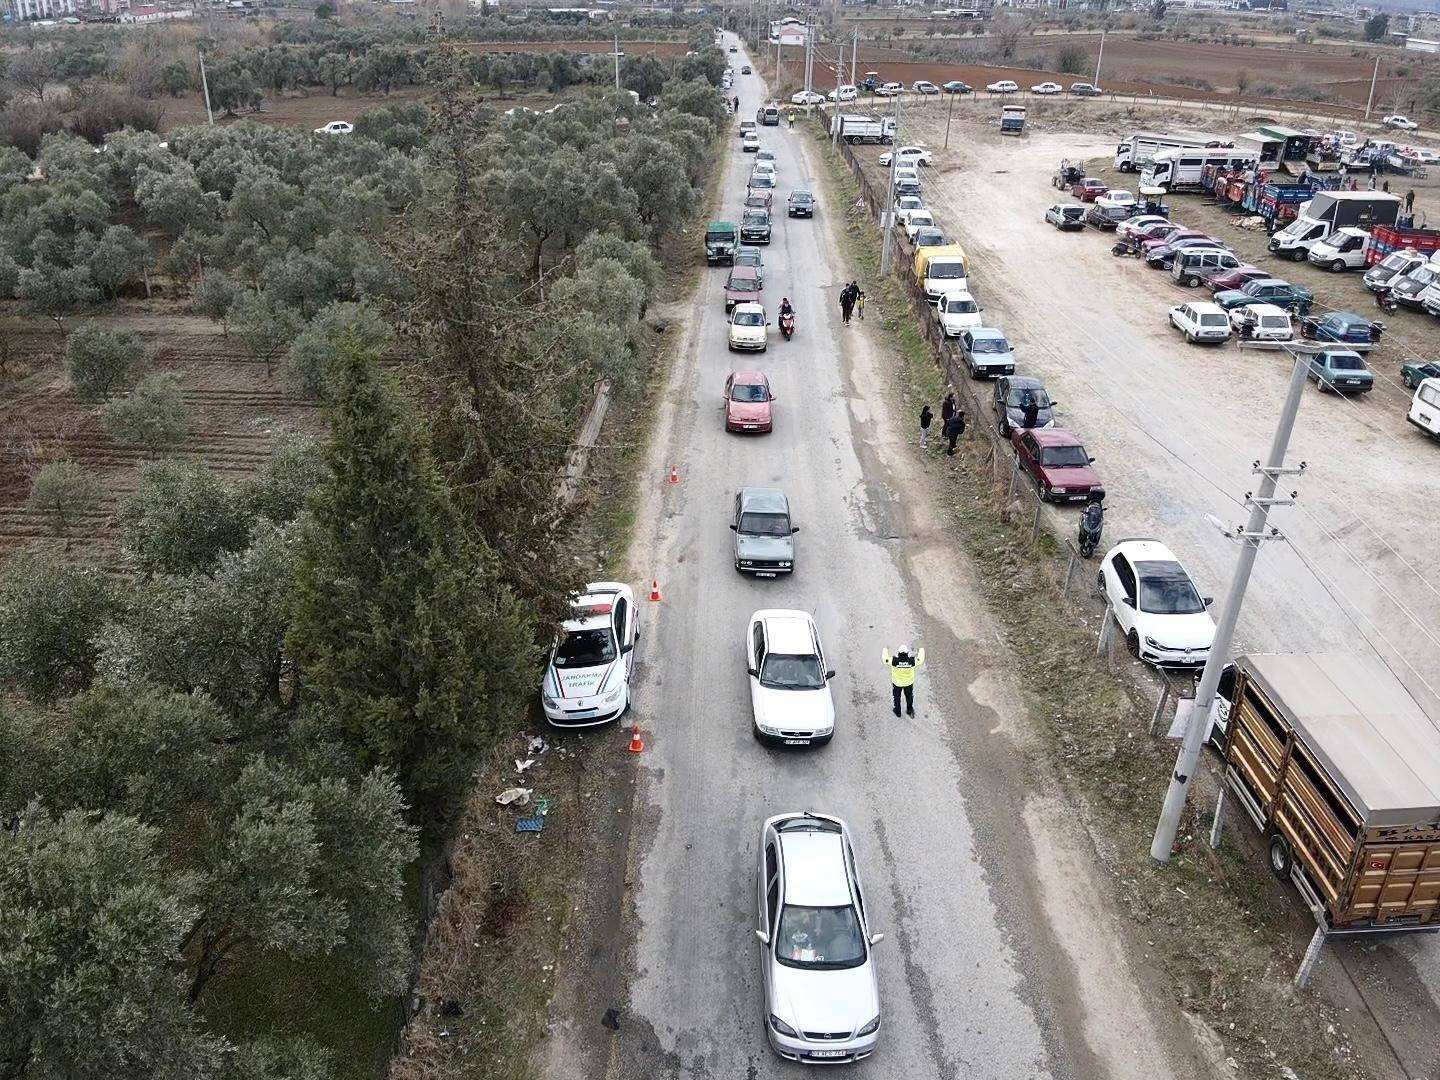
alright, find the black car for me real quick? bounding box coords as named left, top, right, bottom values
left=740, top=210, right=772, bottom=244
left=741, top=64, right=752, bottom=74
left=1069, top=82, right=1103, bottom=97
left=942, top=80, right=972, bottom=95
left=1084, top=203, right=1131, bottom=231
left=992, top=375, right=1056, bottom=437
left=787, top=189, right=815, bottom=218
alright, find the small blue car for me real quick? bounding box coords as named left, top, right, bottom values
left=1302, top=310, right=1380, bottom=350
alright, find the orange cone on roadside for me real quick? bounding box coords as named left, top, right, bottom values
left=649, top=579, right=662, bottom=602
left=669, top=465, right=680, bottom=484
left=628, top=725, right=645, bottom=753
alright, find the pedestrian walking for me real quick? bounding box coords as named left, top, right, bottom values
left=919, top=404, right=934, bottom=448
left=882, top=645, right=925, bottom=717
left=1339, top=162, right=1349, bottom=182
left=839, top=285, right=854, bottom=325
left=943, top=407, right=965, bottom=455
left=1350, top=177, right=1359, bottom=191
left=1367, top=173, right=1377, bottom=191
left=1406, top=188, right=1416, bottom=213
left=855, top=289, right=867, bottom=320
left=940, top=389, right=956, bottom=425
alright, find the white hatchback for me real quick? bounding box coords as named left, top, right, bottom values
left=541, top=582, right=638, bottom=726
left=935, top=289, right=982, bottom=337
left=829, top=84, right=859, bottom=102
left=1229, top=302, right=1293, bottom=342
left=747, top=609, right=836, bottom=746
left=1098, top=539, right=1215, bottom=668
left=728, top=302, right=769, bottom=351
left=315, top=120, right=353, bottom=135
left=1168, top=301, right=1231, bottom=344
left=757, top=813, right=882, bottom=1064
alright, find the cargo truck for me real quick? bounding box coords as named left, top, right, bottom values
left=705, top=220, right=739, bottom=265
left=829, top=114, right=896, bottom=144
left=914, top=244, right=969, bottom=302
left=1269, top=192, right=1402, bottom=261
left=1216, top=653, right=1440, bottom=936
left=999, top=104, right=1026, bottom=136
left=1362, top=223, right=1440, bottom=269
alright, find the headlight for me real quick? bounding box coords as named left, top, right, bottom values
left=542, top=693, right=558, bottom=709
left=740, top=560, right=754, bottom=567
left=1144, top=636, right=1167, bottom=649
left=602, top=687, right=624, bottom=705
left=778, top=561, right=791, bottom=568
left=856, top=1016, right=881, bottom=1037
left=1051, top=486, right=1068, bottom=494
left=768, top=1014, right=798, bottom=1038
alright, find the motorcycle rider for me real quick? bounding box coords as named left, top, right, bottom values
left=778, top=297, right=795, bottom=339
left=779, top=297, right=794, bottom=318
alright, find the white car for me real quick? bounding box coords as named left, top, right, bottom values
left=1117, top=214, right=1170, bottom=240
left=1168, top=301, right=1231, bottom=344
left=893, top=195, right=926, bottom=224
left=791, top=90, right=825, bottom=106
left=875, top=81, right=903, bottom=96
left=1095, top=190, right=1135, bottom=211
left=911, top=80, right=940, bottom=95
left=893, top=166, right=920, bottom=188
left=743, top=134, right=761, bottom=153
left=935, top=289, right=982, bottom=337
left=828, top=84, right=859, bottom=102
left=752, top=160, right=777, bottom=178
left=756, top=812, right=882, bottom=1064
left=902, top=210, right=937, bottom=239
left=1229, top=302, right=1293, bottom=342
left=1030, top=82, right=1063, bottom=95
left=1097, top=539, right=1215, bottom=668
left=315, top=120, right=353, bottom=135
left=1384, top=114, right=1420, bottom=131
left=747, top=609, right=836, bottom=746
left=987, top=80, right=1019, bottom=93
left=878, top=144, right=931, bottom=167
left=1334, top=128, right=1359, bottom=147
left=541, top=582, right=638, bottom=727
left=729, top=302, right=769, bottom=351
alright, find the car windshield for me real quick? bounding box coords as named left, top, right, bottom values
left=914, top=230, right=945, bottom=245
left=1041, top=445, right=1090, bottom=467
left=776, top=904, right=866, bottom=969
left=729, top=278, right=760, bottom=293
left=1137, top=565, right=1206, bottom=615
left=733, top=311, right=765, bottom=327
left=972, top=337, right=1009, bottom=353
left=1328, top=354, right=1366, bottom=371
left=930, top=264, right=965, bottom=279
left=1005, top=386, right=1049, bottom=407
left=554, top=627, right=617, bottom=667
left=792, top=192, right=812, bottom=202
left=1380, top=253, right=1411, bottom=271
left=739, top=510, right=788, bottom=534
left=731, top=378, right=768, bottom=396
left=744, top=213, right=767, bottom=225
left=945, top=298, right=978, bottom=313
left=759, top=652, right=826, bottom=690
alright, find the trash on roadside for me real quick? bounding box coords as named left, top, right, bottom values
left=602, top=1008, right=621, bottom=1031
left=495, top=787, right=532, bottom=806
left=515, top=758, right=536, bottom=772
left=527, top=736, right=548, bottom=754
left=516, top=815, right=545, bottom=833
left=534, top=796, right=555, bottom=816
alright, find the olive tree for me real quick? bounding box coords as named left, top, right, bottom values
left=0, top=551, right=114, bottom=703
left=63, top=323, right=148, bottom=400
left=103, top=372, right=191, bottom=453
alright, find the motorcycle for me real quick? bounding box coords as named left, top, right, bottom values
left=1376, top=287, right=1399, bottom=314
left=779, top=311, right=795, bottom=341
left=1111, top=238, right=1142, bottom=258
left=1077, top=488, right=1106, bottom=559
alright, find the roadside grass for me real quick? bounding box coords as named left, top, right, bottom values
left=807, top=126, right=1368, bottom=1080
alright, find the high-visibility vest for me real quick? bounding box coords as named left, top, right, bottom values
left=882, top=648, right=925, bottom=687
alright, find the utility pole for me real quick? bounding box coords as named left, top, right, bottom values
left=1365, top=54, right=1381, bottom=120
left=1150, top=348, right=1311, bottom=864
left=803, top=15, right=814, bottom=95
left=879, top=91, right=902, bottom=275
left=1093, top=30, right=1106, bottom=89
left=851, top=27, right=858, bottom=87
left=943, top=83, right=956, bottom=149
left=199, top=51, right=214, bottom=126
left=613, top=33, right=621, bottom=91
left=775, top=27, right=782, bottom=82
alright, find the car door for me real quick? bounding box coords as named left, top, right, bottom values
left=750, top=619, right=766, bottom=685
left=613, top=595, right=633, bottom=676
left=1017, top=432, right=1041, bottom=479
left=993, top=376, right=1009, bottom=417
left=1107, top=553, right=1138, bottom=634
left=761, top=838, right=781, bottom=1005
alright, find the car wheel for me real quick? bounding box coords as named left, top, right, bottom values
left=1186, top=276, right=1201, bottom=288
left=1095, top=569, right=1106, bottom=592
left=1267, top=832, right=1294, bottom=881
left=1331, top=260, right=1346, bottom=272
left=1035, top=474, right=1048, bottom=502
left=1126, top=630, right=1141, bottom=658
left=1404, top=372, right=1417, bottom=389
left=998, top=417, right=1010, bottom=437
left=1291, top=249, right=1306, bottom=262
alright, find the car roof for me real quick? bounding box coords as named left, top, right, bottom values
left=1325, top=310, right=1367, bottom=324
left=970, top=326, right=1007, bottom=339
left=779, top=830, right=852, bottom=906
left=1112, top=538, right=1180, bottom=565
left=1248, top=277, right=1290, bottom=288
left=1005, top=375, right=1045, bottom=390
left=1320, top=348, right=1365, bottom=360
left=564, top=584, right=623, bottom=631
left=739, top=486, right=788, bottom=513
left=730, top=366, right=767, bottom=380
left=728, top=265, right=759, bottom=281
left=1184, top=301, right=1226, bottom=315
left=731, top=303, right=765, bottom=317
left=1240, top=303, right=1289, bottom=317
left=1030, top=428, right=1084, bottom=447
left=755, top=608, right=815, bottom=653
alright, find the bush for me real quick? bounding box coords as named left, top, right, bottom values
left=64, top=324, right=149, bottom=402
left=0, top=550, right=114, bottom=702
left=67, top=88, right=165, bottom=146
left=25, top=461, right=101, bottom=541
left=0, top=100, right=65, bottom=157
left=121, top=458, right=252, bottom=575
left=1054, top=42, right=1091, bottom=75
left=103, top=373, right=191, bottom=452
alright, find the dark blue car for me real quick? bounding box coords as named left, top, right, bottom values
left=1301, top=310, right=1380, bottom=350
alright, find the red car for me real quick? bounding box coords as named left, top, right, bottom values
left=1010, top=427, right=1101, bottom=503
left=724, top=265, right=763, bottom=313
left=1140, top=228, right=1208, bottom=255
left=1128, top=220, right=1182, bottom=243
left=1071, top=177, right=1108, bottom=201
left=1206, top=265, right=1268, bottom=292
left=724, top=370, right=773, bottom=433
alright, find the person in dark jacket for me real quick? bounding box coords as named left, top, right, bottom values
left=919, top=404, right=934, bottom=448
left=943, top=408, right=965, bottom=455
left=940, top=390, right=957, bottom=424
left=1021, top=395, right=1040, bottom=430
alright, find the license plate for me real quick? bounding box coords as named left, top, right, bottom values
left=783, top=738, right=811, bottom=746
left=743, top=424, right=757, bottom=430
left=810, top=1050, right=846, bottom=1058
left=1344, top=380, right=1360, bottom=385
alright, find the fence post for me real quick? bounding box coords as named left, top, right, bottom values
left=1063, top=545, right=1079, bottom=595
left=1032, top=497, right=1043, bottom=541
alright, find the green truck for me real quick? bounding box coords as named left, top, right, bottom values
left=705, top=220, right=739, bottom=265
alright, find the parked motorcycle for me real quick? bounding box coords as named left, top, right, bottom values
left=779, top=311, right=795, bottom=341
left=1376, top=287, right=1399, bottom=314
left=1077, top=488, right=1106, bottom=559
left=1111, top=238, right=1142, bottom=258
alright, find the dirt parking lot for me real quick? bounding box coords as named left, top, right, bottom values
left=845, top=102, right=1440, bottom=1072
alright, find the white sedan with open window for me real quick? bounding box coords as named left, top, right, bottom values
left=1097, top=539, right=1215, bottom=668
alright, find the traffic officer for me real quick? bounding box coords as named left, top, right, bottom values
left=881, top=645, right=925, bottom=717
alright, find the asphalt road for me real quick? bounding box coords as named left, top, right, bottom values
left=564, top=37, right=1213, bottom=1080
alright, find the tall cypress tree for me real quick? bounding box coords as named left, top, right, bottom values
left=288, top=340, right=537, bottom=832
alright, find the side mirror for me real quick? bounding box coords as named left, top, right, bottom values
left=1122, top=597, right=1135, bottom=608
left=747, top=666, right=759, bottom=677
left=869, top=933, right=885, bottom=946
left=825, top=669, right=837, bottom=680
left=1203, top=596, right=1215, bottom=607
left=1088, top=456, right=1096, bottom=464
left=729, top=523, right=738, bottom=531
left=755, top=929, right=770, bottom=945
left=621, top=642, right=634, bottom=654
left=791, top=525, right=800, bottom=533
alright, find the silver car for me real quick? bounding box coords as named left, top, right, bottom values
left=731, top=487, right=797, bottom=575
left=756, top=812, right=882, bottom=1063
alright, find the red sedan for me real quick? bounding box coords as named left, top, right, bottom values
left=724, top=265, right=763, bottom=312
left=1010, top=427, right=1101, bottom=503
left=724, top=370, right=774, bottom=433
left=1141, top=228, right=1209, bottom=255
left=1070, top=177, right=1108, bottom=201
left=1206, top=265, right=1269, bottom=293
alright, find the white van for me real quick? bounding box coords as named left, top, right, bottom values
left=1308, top=227, right=1370, bottom=272
left=1409, top=377, right=1440, bottom=439
left=829, top=84, right=858, bottom=102
left=1172, top=247, right=1243, bottom=287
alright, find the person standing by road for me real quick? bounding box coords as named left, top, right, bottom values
left=943, top=406, right=965, bottom=455
left=1021, top=394, right=1040, bottom=431
left=882, top=645, right=925, bottom=717
left=1406, top=188, right=1417, bottom=214
left=839, top=283, right=855, bottom=324
left=919, top=403, right=934, bottom=448
left=941, top=389, right=957, bottom=427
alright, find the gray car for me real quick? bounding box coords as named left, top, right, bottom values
left=992, top=375, right=1056, bottom=436
left=959, top=327, right=1016, bottom=379
left=731, top=487, right=799, bottom=575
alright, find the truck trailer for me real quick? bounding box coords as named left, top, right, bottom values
left=830, top=114, right=895, bottom=144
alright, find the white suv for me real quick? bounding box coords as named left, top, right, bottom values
left=757, top=812, right=882, bottom=1064
left=878, top=144, right=931, bottom=167
left=747, top=609, right=836, bottom=746
left=1168, top=301, right=1231, bottom=344
left=1097, top=539, right=1215, bottom=668
left=541, top=582, right=638, bottom=726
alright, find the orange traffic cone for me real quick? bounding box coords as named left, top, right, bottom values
left=669, top=465, right=680, bottom=484
left=649, top=579, right=662, bottom=602
left=628, top=724, right=645, bottom=753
